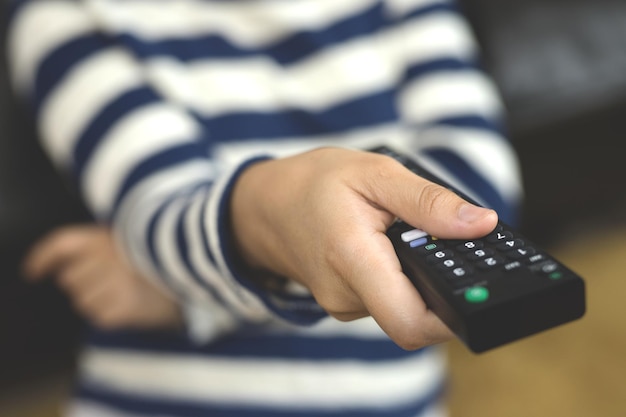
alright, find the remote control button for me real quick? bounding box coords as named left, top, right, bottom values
left=487, top=230, right=513, bottom=243
left=548, top=271, right=564, bottom=280
left=527, top=253, right=546, bottom=264
left=426, top=249, right=454, bottom=264
left=437, top=258, right=464, bottom=270
left=504, top=260, right=523, bottom=271
left=446, top=266, right=474, bottom=280
left=530, top=260, right=560, bottom=274
left=409, top=237, right=428, bottom=248
left=417, top=242, right=443, bottom=255
left=466, top=248, right=494, bottom=261
left=401, top=228, right=428, bottom=242
left=464, top=286, right=489, bottom=303
left=507, top=247, right=536, bottom=259
left=476, top=255, right=504, bottom=269
left=496, top=239, right=525, bottom=251
left=455, top=240, right=484, bottom=253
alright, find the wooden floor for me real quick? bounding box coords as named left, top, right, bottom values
left=3, top=223, right=626, bottom=417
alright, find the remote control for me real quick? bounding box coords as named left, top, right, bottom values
left=373, top=146, right=586, bottom=353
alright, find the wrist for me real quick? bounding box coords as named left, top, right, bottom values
left=218, top=156, right=326, bottom=324
left=229, top=158, right=272, bottom=270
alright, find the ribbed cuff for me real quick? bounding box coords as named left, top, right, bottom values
left=216, top=156, right=327, bottom=325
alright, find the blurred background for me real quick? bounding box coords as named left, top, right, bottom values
left=2, top=0, right=626, bottom=416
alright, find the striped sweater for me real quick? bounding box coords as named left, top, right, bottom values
left=7, top=1, right=522, bottom=416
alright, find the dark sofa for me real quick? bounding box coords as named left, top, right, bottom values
left=465, top=0, right=626, bottom=240
left=2, top=0, right=626, bottom=390
left=0, top=4, right=90, bottom=387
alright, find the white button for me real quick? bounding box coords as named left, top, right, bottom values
left=401, top=228, right=428, bottom=242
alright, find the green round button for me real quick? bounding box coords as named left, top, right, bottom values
left=465, top=286, right=489, bottom=303
left=549, top=271, right=563, bottom=280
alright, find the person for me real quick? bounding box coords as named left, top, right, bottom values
left=7, top=0, right=523, bottom=416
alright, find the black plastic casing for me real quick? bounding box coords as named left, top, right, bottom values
left=373, top=146, right=586, bottom=353
left=387, top=221, right=586, bottom=353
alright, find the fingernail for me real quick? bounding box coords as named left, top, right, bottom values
left=457, top=203, right=492, bottom=223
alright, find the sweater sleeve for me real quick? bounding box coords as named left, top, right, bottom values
left=6, top=0, right=326, bottom=336
left=388, top=0, right=523, bottom=225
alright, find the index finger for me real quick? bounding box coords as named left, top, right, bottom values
left=348, top=231, right=455, bottom=350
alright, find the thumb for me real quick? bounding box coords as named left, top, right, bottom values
left=361, top=156, right=498, bottom=239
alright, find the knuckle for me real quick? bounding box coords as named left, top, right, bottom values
left=384, top=312, right=441, bottom=351
left=308, top=273, right=355, bottom=318
left=359, top=155, right=403, bottom=192
left=391, top=330, right=429, bottom=351
left=325, top=239, right=354, bottom=276
left=371, top=154, right=402, bottom=175
left=93, top=311, right=125, bottom=330
left=328, top=310, right=367, bottom=322
left=311, top=278, right=351, bottom=317
left=313, top=239, right=373, bottom=318
left=395, top=338, right=424, bottom=351
left=48, top=230, right=84, bottom=253
left=74, top=302, right=106, bottom=328
left=417, top=182, right=453, bottom=217
left=316, top=297, right=346, bottom=318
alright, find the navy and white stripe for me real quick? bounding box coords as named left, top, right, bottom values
left=67, top=318, right=448, bottom=417
left=8, top=0, right=522, bottom=416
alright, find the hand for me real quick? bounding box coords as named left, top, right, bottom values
left=231, top=147, right=498, bottom=350
left=23, top=225, right=183, bottom=330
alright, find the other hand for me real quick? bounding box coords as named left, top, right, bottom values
left=23, top=225, right=183, bottom=330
